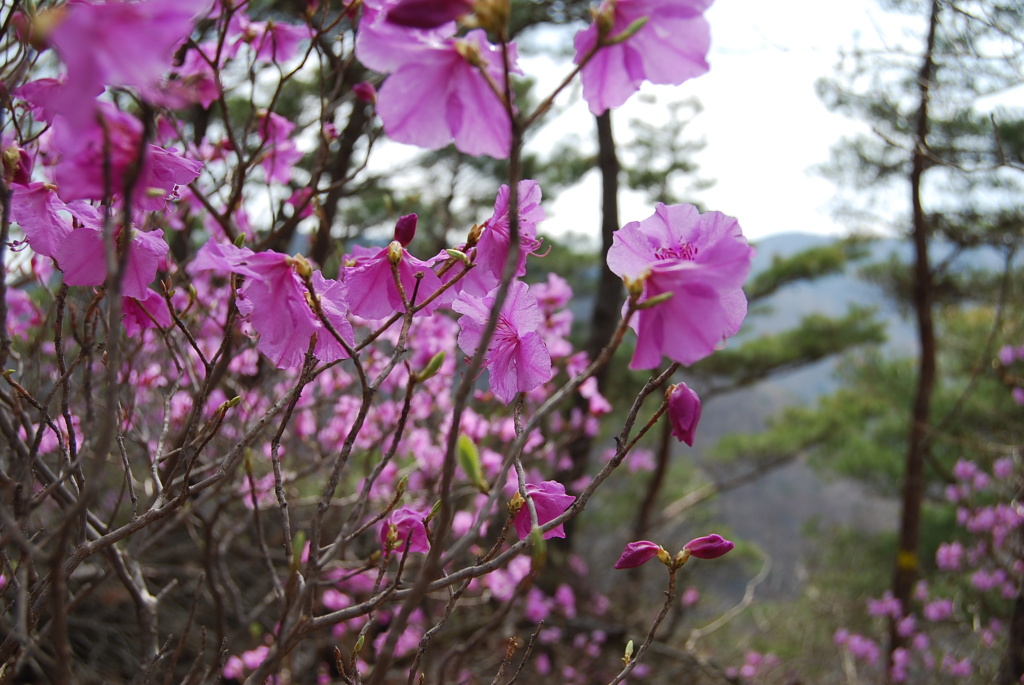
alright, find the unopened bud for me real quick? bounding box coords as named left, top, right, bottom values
left=414, top=350, right=446, bottom=382
left=623, top=274, right=646, bottom=298
left=394, top=213, right=417, bottom=247
left=473, top=0, right=509, bottom=36
left=290, top=253, right=313, bottom=279
left=454, top=38, right=486, bottom=68
left=622, top=640, right=634, bottom=666
left=593, top=3, right=615, bottom=38
left=233, top=233, right=246, bottom=248
left=387, top=240, right=404, bottom=265
left=466, top=223, right=484, bottom=249
left=445, top=248, right=470, bottom=265
left=507, top=491, right=525, bottom=516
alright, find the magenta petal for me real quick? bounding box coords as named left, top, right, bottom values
left=684, top=533, right=734, bottom=559
left=513, top=481, right=575, bottom=540
left=614, top=540, right=662, bottom=569
left=381, top=506, right=431, bottom=554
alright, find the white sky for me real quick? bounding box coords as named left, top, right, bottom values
left=527, top=0, right=1020, bottom=243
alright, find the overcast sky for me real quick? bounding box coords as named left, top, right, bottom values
left=529, top=0, right=1001, bottom=243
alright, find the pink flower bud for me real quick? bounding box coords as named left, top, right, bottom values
left=394, top=213, right=417, bottom=247
left=352, top=81, right=377, bottom=104
left=386, top=0, right=473, bottom=29
left=683, top=533, right=734, bottom=559
left=666, top=382, right=701, bottom=446
left=613, top=540, right=662, bottom=569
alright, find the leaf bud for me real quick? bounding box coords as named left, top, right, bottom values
left=414, top=350, right=446, bottom=382
left=387, top=240, right=404, bottom=265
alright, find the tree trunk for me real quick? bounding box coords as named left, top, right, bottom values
left=561, top=110, right=623, bottom=489
left=889, top=0, right=940, bottom=666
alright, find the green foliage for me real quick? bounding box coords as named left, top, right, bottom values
left=695, top=307, right=887, bottom=387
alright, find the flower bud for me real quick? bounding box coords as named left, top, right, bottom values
left=666, top=382, right=701, bottom=447
left=352, top=80, right=377, bottom=104
left=290, top=253, right=313, bottom=279
left=414, top=350, right=446, bottom=383
left=507, top=490, right=525, bottom=516
left=473, top=0, right=509, bottom=36
left=393, top=213, right=417, bottom=247
left=683, top=533, right=735, bottom=560
left=387, top=240, right=404, bottom=265
left=386, top=0, right=473, bottom=29
left=613, top=540, right=663, bottom=569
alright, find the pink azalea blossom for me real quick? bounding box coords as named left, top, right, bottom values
left=48, top=0, right=209, bottom=128
left=190, top=241, right=355, bottom=368
left=380, top=506, right=430, bottom=555
left=683, top=533, right=734, bottom=559
left=364, top=20, right=518, bottom=158
left=607, top=203, right=753, bottom=369
left=257, top=111, right=304, bottom=184
left=57, top=225, right=169, bottom=301
left=461, top=180, right=545, bottom=296
left=345, top=241, right=448, bottom=319
left=453, top=280, right=552, bottom=404
left=513, top=481, right=575, bottom=540
left=122, top=287, right=172, bottom=336
left=573, top=0, right=712, bottom=115
left=666, top=382, right=701, bottom=446
left=613, top=540, right=662, bottom=569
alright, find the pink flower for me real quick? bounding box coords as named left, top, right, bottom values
left=613, top=540, right=662, bottom=569
left=936, top=541, right=963, bottom=570
left=190, top=242, right=355, bottom=368
left=461, top=180, right=545, bottom=296
left=367, top=26, right=518, bottom=158
left=453, top=280, right=552, bottom=404
left=607, top=203, right=753, bottom=369
left=344, top=242, right=448, bottom=319
left=683, top=533, right=734, bottom=559
left=513, top=481, right=575, bottom=540
left=666, top=382, right=701, bottom=446
left=573, top=0, right=712, bottom=115
left=57, top=225, right=169, bottom=301
left=380, top=506, right=430, bottom=555
left=867, top=592, right=902, bottom=619
left=122, top=288, right=172, bottom=336
left=923, top=598, right=953, bottom=621
left=48, top=0, right=208, bottom=128
left=257, top=111, right=303, bottom=184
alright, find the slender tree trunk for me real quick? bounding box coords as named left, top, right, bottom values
left=560, top=111, right=623, bottom=489
left=889, top=0, right=940, bottom=666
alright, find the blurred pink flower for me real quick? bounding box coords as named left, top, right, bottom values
left=122, top=288, right=172, bottom=336
left=573, top=0, right=712, bottom=114
left=49, top=0, right=208, bottom=127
